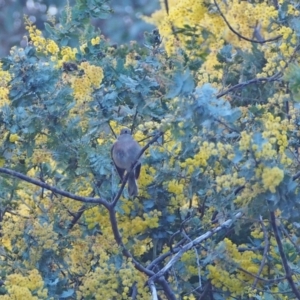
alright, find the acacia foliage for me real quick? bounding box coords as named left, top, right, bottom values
left=0, top=0, right=300, bottom=299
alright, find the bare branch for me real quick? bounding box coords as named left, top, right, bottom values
left=216, top=73, right=281, bottom=98
left=213, top=0, right=282, bottom=44
left=149, top=212, right=243, bottom=282
left=157, top=277, right=177, bottom=300
left=273, top=0, right=279, bottom=9
left=108, top=207, right=154, bottom=276
left=270, top=211, right=300, bottom=298
left=68, top=204, right=88, bottom=230
left=149, top=280, right=158, bottom=300
left=164, top=0, right=169, bottom=15
left=108, top=205, right=177, bottom=299
left=0, top=168, right=109, bottom=208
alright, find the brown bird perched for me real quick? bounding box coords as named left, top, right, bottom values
left=111, top=128, right=142, bottom=197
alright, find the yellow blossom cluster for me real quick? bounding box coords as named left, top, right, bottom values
left=180, top=141, right=214, bottom=174
left=181, top=250, right=200, bottom=278
left=216, top=171, right=245, bottom=192
left=77, top=259, right=150, bottom=299
left=71, top=61, right=104, bottom=102
left=91, top=36, right=101, bottom=46
left=0, top=62, right=11, bottom=106
left=131, top=237, right=152, bottom=256
left=260, top=113, right=293, bottom=164
left=146, top=0, right=283, bottom=87
left=119, top=210, right=161, bottom=241
left=31, top=148, right=52, bottom=164
left=26, top=220, right=59, bottom=266
left=138, top=166, right=157, bottom=197
left=207, top=238, right=265, bottom=296
left=260, top=166, right=284, bottom=193
left=84, top=206, right=107, bottom=230
left=25, top=18, right=59, bottom=56
left=239, top=112, right=293, bottom=167
left=145, top=0, right=207, bottom=56
left=168, top=179, right=185, bottom=195
left=9, top=134, right=20, bottom=143
left=0, top=269, right=48, bottom=300
left=124, top=52, right=138, bottom=68
left=25, top=18, right=79, bottom=67
left=56, top=46, right=78, bottom=67
left=234, top=182, right=264, bottom=206
left=180, top=141, right=233, bottom=175
left=1, top=214, right=27, bottom=252
left=68, top=239, right=94, bottom=274
left=258, top=25, right=297, bottom=78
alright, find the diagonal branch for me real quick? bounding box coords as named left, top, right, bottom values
left=148, top=212, right=243, bottom=283
left=270, top=211, right=300, bottom=298
left=148, top=280, right=158, bottom=300
left=0, top=167, right=109, bottom=208
left=216, top=73, right=281, bottom=98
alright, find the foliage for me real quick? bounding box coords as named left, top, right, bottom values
left=0, top=0, right=300, bottom=299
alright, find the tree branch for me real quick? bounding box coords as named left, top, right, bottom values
left=157, top=277, right=177, bottom=300
left=108, top=207, right=154, bottom=276
left=149, top=280, right=158, bottom=300
left=270, top=211, right=300, bottom=298
left=149, top=212, right=243, bottom=283
left=0, top=168, right=109, bottom=208
left=216, top=73, right=281, bottom=98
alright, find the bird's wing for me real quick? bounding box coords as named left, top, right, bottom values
left=111, top=143, right=125, bottom=180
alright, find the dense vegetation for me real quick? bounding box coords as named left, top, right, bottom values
left=0, top=0, right=300, bottom=299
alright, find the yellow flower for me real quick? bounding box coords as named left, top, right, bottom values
left=261, top=166, right=284, bottom=193
left=9, top=134, right=20, bottom=143
left=91, top=36, right=101, bottom=45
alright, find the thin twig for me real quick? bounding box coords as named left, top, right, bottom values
left=68, top=204, right=88, bottom=230
left=238, top=267, right=285, bottom=283
left=216, top=73, right=281, bottom=98
left=214, top=117, right=240, bottom=133
left=252, top=216, right=269, bottom=289
left=280, top=224, right=300, bottom=254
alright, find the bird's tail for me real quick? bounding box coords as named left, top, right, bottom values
left=128, top=171, right=138, bottom=197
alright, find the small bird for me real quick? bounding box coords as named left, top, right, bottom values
left=111, top=128, right=142, bottom=197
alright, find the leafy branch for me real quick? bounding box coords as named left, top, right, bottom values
left=213, top=0, right=282, bottom=44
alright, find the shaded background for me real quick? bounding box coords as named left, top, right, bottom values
left=0, top=0, right=159, bottom=57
